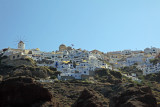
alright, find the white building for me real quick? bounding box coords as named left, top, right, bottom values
left=142, top=63, right=160, bottom=75
left=144, top=47, right=160, bottom=54
left=126, top=56, right=144, bottom=66
left=1, top=43, right=109, bottom=80
left=122, top=50, right=132, bottom=55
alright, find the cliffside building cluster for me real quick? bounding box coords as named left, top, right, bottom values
left=1, top=41, right=160, bottom=80
left=1, top=41, right=109, bottom=80
left=106, top=47, right=160, bottom=75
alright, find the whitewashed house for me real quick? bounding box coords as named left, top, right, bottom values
left=122, top=50, right=132, bottom=55
left=144, top=47, right=160, bottom=54
left=142, top=63, right=160, bottom=75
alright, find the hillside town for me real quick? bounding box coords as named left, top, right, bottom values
left=0, top=41, right=110, bottom=80
left=0, top=41, right=160, bottom=80
left=106, top=47, right=160, bottom=75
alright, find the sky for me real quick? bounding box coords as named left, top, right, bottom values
left=0, top=0, right=160, bottom=52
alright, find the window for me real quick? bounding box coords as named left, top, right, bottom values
left=17, top=55, right=20, bottom=58
left=13, top=56, right=15, bottom=59
left=84, top=71, right=86, bottom=73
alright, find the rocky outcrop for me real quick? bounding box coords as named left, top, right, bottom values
left=1, top=58, right=36, bottom=67
left=73, top=88, right=106, bottom=107
left=110, top=84, right=157, bottom=107
left=0, top=64, right=56, bottom=79
left=0, top=77, right=59, bottom=107
left=94, top=68, right=122, bottom=84
left=10, top=65, right=54, bottom=79
left=144, top=72, right=160, bottom=83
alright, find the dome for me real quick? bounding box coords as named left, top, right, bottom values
left=59, top=44, right=67, bottom=51
left=60, top=44, right=66, bottom=46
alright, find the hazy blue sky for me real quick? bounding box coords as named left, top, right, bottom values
left=0, top=0, right=160, bottom=52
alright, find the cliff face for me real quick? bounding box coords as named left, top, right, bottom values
left=0, top=76, right=158, bottom=107
left=0, top=77, right=61, bottom=107
left=73, top=88, right=107, bottom=107
left=110, top=84, right=157, bottom=107
left=0, top=57, right=158, bottom=106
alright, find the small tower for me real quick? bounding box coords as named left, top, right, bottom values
left=18, top=41, right=25, bottom=49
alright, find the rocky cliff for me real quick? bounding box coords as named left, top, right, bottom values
left=0, top=77, right=61, bottom=107
left=73, top=88, right=106, bottom=107
left=110, top=84, right=157, bottom=107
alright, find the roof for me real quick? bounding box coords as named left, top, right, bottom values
left=19, top=41, right=24, bottom=44
left=60, top=44, right=66, bottom=46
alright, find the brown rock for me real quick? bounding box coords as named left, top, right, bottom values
left=0, top=77, right=52, bottom=107
left=110, top=84, right=157, bottom=107
left=73, top=88, right=104, bottom=107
